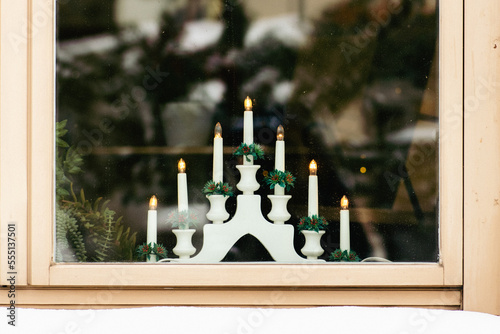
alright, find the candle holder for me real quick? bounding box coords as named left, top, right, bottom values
left=236, top=165, right=260, bottom=194
left=206, top=194, right=230, bottom=224
left=267, top=194, right=292, bottom=224
left=172, top=229, right=196, bottom=259
left=161, top=100, right=327, bottom=263
left=181, top=195, right=317, bottom=263
left=166, top=159, right=327, bottom=262
left=300, top=230, right=326, bottom=260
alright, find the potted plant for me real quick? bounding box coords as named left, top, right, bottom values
left=167, top=210, right=198, bottom=259
left=297, top=215, right=329, bottom=259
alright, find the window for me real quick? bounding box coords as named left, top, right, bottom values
left=55, top=0, right=441, bottom=264
left=9, top=0, right=462, bottom=289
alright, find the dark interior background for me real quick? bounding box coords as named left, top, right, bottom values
left=56, top=0, right=439, bottom=262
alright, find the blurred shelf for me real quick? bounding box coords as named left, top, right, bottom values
left=90, top=146, right=310, bottom=156
left=292, top=206, right=434, bottom=225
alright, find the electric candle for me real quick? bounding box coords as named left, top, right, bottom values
left=213, top=122, right=223, bottom=183
left=147, top=195, right=158, bottom=262
left=177, top=159, right=189, bottom=212
left=243, top=96, right=253, bottom=165
left=308, top=160, right=318, bottom=216
left=340, top=195, right=350, bottom=252
left=275, top=125, right=285, bottom=195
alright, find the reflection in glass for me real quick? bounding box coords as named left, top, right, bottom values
left=56, top=0, right=438, bottom=263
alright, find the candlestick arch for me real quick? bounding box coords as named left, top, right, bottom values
left=182, top=194, right=316, bottom=263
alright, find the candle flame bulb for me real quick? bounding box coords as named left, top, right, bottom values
left=277, top=125, right=284, bottom=141
left=149, top=195, right=158, bottom=210
left=341, top=195, right=349, bottom=210
left=309, top=160, right=317, bottom=175
left=244, top=96, right=252, bottom=111
left=178, top=158, right=186, bottom=173
left=214, top=122, right=222, bottom=138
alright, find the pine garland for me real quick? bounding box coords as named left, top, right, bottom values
left=202, top=180, right=234, bottom=197
left=166, top=210, right=198, bottom=230
left=329, top=249, right=361, bottom=262
left=263, top=169, right=296, bottom=191
left=233, top=143, right=265, bottom=162
left=297, top=215, right=329, bottom=232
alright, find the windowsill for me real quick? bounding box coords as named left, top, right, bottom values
left=47, top=262, right=445, bottom=287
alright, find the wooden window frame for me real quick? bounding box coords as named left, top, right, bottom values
left=1, top=0, right=472, bottom=308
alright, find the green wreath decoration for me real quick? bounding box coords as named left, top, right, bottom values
left=166, top=210, right=198, bottom=230
left=233, top=143, right=265, bottom=162
left=329, top=249, right=361, bottom=262
left=297, top=215, right=329, bottom=232
left=263, top=169, right=296, bottom=191
left=135, top=242, right=168, bottom=261
left=202, top=180, right=234, bottom=197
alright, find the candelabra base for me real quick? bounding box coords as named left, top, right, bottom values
left=178, top=195, right=322, bottom=263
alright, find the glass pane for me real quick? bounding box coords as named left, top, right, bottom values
left=55, top=0, right=438, bottom=263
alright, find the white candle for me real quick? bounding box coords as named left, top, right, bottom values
left=275, top=125, right=285, bottom=195
left=340, top=195, right=350, bottom=252
left=213, top=123, right=223, bottom=183
left=308, top=160, right=318, bottom=216
left=147, top=195, right=157, bottom=262
left=243, top=96, right=253, bottom=165
left=177, top=159, right=189, bottom=212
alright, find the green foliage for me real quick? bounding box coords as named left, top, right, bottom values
left=114, top=219, right=138, bottom=261
left=233, top=143, right=265, bottom=162
left=202, top=180, right=234, bottom=197
left=55, top=120, right=137, bottom=262
left=166, top=210, right=198, bottom=230
left=56, top=120, right=84, bottom=201
left=55, top=205, right=87, bottom=262
left=263, top=169, right=295, bottom=191
left=297, top=215, right=329, bottom=232
left=136, top=242, right=152, bottom=260
left=62, top=185, right=137, bottom=262
left=152, top=243, right=168, bottom=259
left=329, top=249, right=361, bottom=262
left=136, top=242, right=167, bottom=261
